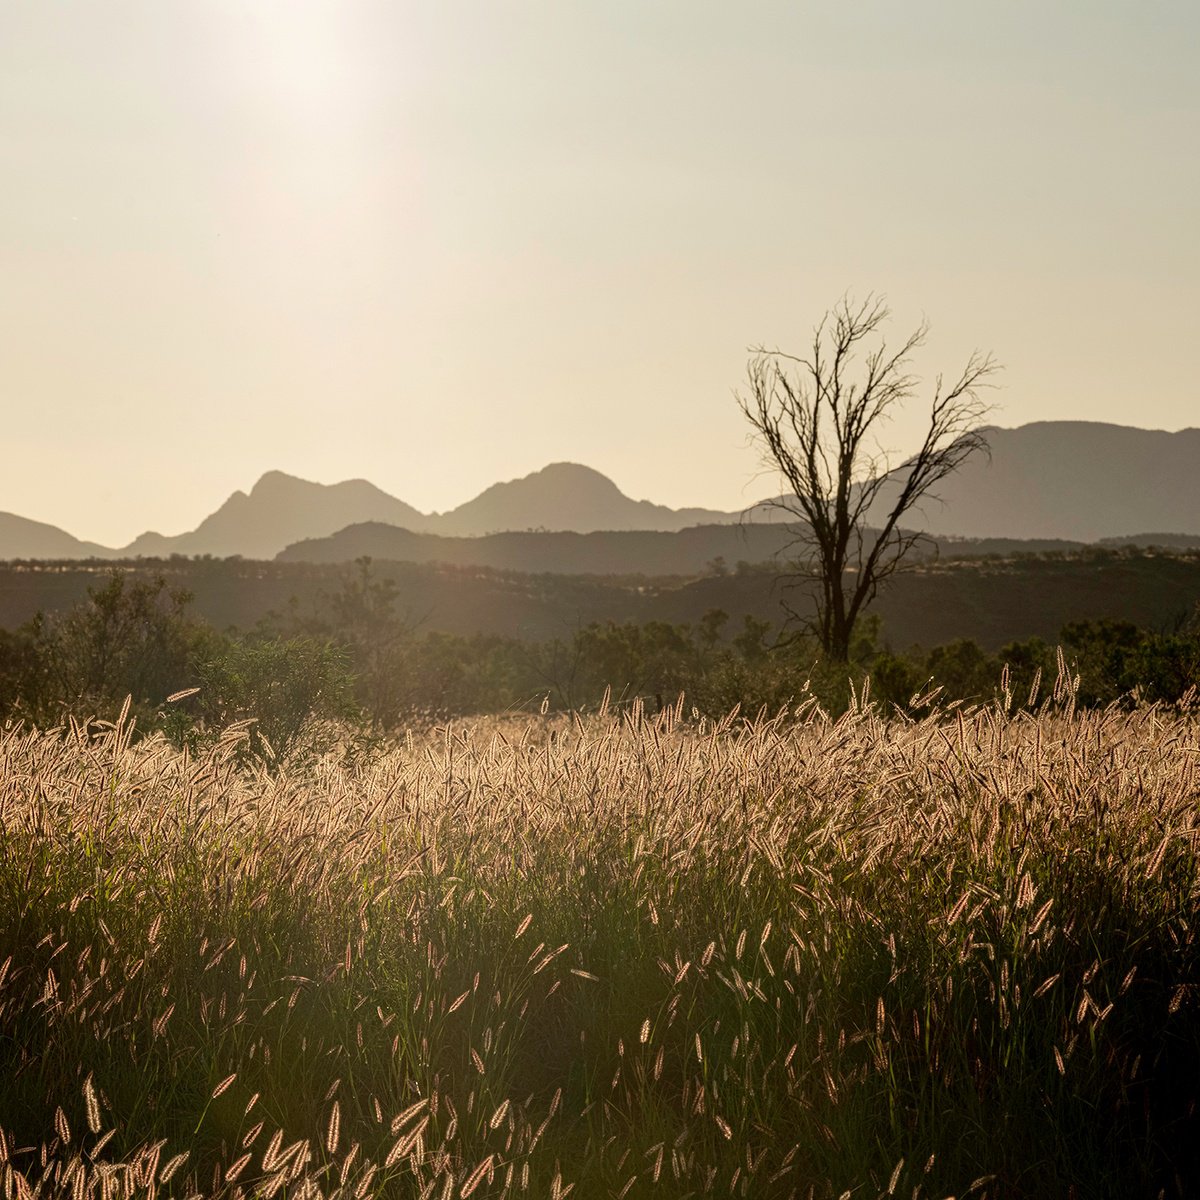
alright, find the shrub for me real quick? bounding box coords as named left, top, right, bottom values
left=193, top=634, right=357, bottom=763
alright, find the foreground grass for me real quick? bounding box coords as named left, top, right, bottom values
left=0, top=698, right=1198, bottom=1199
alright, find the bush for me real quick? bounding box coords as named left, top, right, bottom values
left=0, top=625, right=43, bottom=719
left=192, top=634, right=357, bottom=763
left=9, top=573, right=201, bottom=725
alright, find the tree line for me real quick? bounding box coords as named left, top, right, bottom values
left=1, top=562, right=1196, bottom=765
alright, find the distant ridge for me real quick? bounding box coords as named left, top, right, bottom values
left=0, top=463, right=746, bottom=561
left=279, top=522, right=794, bottom=575
left=866, top=422, right=1200, bottom=543
left=432, top=463, right=733, bottom=536
left=2, top=422, right=1198, bottom=561
left=0, top=512, right=111, bottom=560
left=1098, top=533, right=1200, bottom=550
left=121, top=472, right=432, bottom=560
left=277, top=522, right=1086, bottom=575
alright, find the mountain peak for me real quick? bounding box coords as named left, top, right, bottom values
left=248, top=471, right=310, bottom=496
left=538, top=461, right=618, bottom=479
left=494, top=462, right=626, bottom=496
left=434, top=462, right=728, bottom=535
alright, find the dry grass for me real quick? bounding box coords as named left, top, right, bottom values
left=1, top=695, right=1198, bottom=1198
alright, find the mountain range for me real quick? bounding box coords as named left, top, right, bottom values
left=2, top=421, right=1197, bottom=563
left=862, top=421, right=1200, bottom=542
left=1, top=463, right=744, bottom=561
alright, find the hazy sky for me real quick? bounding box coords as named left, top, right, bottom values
left=2, top=1, right=1197, bottom=546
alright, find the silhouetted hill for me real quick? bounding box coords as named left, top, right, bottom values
left=278, top=521, right=1085, bottom=575
left=0, top=513, right=111, bottom=560
left=0, top=467, right=746, bottom=560
left=867, top=422, right=1200, bottom=542
left=3, top=422, right=1199, bottom=561
left=278, top=522, right=795, bottom=574
left=1098, top=533, right=1200, bottom=550
left=434, top=463, right=734, bottom=535
left=121, top=472, right=433, bottom=560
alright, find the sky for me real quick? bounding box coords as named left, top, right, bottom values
left=2, top=1, right=1197, bottom=547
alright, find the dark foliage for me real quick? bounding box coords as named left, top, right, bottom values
left=1, top=565, right=1197, bottom=754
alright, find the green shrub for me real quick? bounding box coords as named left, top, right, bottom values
left=193, top=634, right=357, bottom=763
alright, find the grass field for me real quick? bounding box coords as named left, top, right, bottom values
left=1, top=692, right=1198, bottom=1198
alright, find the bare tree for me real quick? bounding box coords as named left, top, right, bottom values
left=739, top=295, right=998, bottom=661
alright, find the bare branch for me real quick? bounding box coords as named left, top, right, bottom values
left=736, top=295, right=999, bottom=660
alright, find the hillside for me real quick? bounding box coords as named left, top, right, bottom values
left=432, top=462, right=733, bottom=535
left=0, top=465, right=746, bottom=560
left=3, top=549, right=1197, bottom=652
left=3, top=422, right=1198, bottom=561
left=278, top=521, right=1086, bottom=575
left=277, top=521, right=795, bottom=574
left=0, top=513, right=110, bottom=560
left=867, top=421, right=1200, bottom=542
left=122, top=472, right=433, bottom=560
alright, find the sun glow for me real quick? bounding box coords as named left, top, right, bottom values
left=198, top=0, right=409, bottom=310
left=208, top=0, right=387, bottom=134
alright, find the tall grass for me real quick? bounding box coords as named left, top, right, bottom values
left=0, top=694, right=1197, bottom=1198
